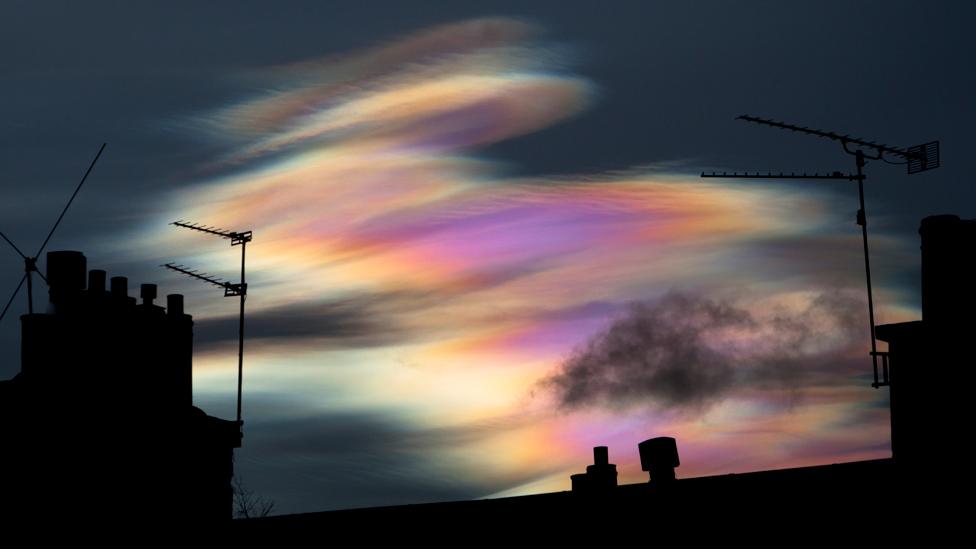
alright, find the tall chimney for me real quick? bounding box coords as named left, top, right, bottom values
left=47, top=251, right=86, bottom=308
left=87, top=269, right=106, bottom=294
left=111, top=276, right=128, bottom=300
left=585, top=446, right=617, bottom=489
left=165, top=293, right=193, bottom=408
left=919, top=215, right=976, bottom=325
left=877, top=215, right=976, bottom=472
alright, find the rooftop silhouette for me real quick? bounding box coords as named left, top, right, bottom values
left=0, top=251, right=240, bottom=524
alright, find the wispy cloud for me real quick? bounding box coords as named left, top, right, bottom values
left=195, top=18, right=585, bottom=161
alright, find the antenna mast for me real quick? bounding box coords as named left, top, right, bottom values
left=1, top=142, right=107, bottom=324
left=702, top=116, right=940, bottom=389
left=165, top=221, right=252, bottom=426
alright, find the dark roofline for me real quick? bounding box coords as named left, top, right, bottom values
left=234, top=457, right=895, bottom=528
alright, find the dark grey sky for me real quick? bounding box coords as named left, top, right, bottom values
left=3, top=1, right=970, bottom=244
left=1, top=0, right=973, bottom=513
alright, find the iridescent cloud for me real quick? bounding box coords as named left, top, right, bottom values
left=139, top=18, right=900, bottom=512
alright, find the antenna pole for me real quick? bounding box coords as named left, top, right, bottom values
left=704, top=115, right=940, bottom=389
left=25, top=258, right=35, bottom=314
left=167, top=219, right=251, bottom=427
left=855, top=151, right=880, bottom=374
left=236, top=240, right=246, bottom=425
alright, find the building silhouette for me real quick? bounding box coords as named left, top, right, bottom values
left=877, top=215, right=974, bottom=475
left=0, top=251, right=240, bottom=524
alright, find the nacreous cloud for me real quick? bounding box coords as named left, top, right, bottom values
left=195, top=17, right=589, bottom=161
left=138, top=17, right=902, bottom=510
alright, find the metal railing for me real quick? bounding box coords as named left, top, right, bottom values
left=871, top=351, right=890, bottom=388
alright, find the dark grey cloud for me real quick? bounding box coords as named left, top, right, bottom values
left=739, top=232, right=922, bottom=302
left=544, top=290, right=868, bottom=413
left=229, top=399, right=550, bottom=514
left=190, top=259, right=574, bottom=353
left=192, top=291, right=438, bottom=351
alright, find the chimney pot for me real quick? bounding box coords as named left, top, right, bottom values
left=167, top=294, right=184, bottom=316
left=638, top=436, right=680, bottom=484
left=593, top=446, right=609, bottom=466
left=87, top=270, right=106, bottom=294
left=46, top=251, right=86, bottom=306
left=141, top=283, right=157, bottom=305
left=110, top=276, right=128, bottom=299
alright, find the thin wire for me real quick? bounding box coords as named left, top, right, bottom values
left=0, top=273, right=27, bottom=324
left=35, top=143, right=107, bottom=257
left=0, top=231, right=27, bottom=259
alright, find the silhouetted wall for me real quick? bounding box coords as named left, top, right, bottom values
left=877, top=215, right=974, bottom=475
left=0, top=251, right=240, bottom=523
left=920, top=215, right=976, bottom=323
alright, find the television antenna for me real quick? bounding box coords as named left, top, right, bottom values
left=0, top=143, right=107, bottom=324
left=702, top=115, right=940, bottom=389
left=163, top=220, right=252, bottom=426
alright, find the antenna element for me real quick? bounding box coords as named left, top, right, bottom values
left=705, top=116, right=941, bottom=389
left=165, top=220, right=251, bottom=428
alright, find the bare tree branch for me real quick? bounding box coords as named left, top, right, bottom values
left=233, top=475, right=275, bottom=519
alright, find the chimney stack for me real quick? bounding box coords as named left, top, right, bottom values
left=919, top=215, right=976, bottom=325
left=638, top=437, right=679, bottom=485
left=571, top=445, right=618, bottom=493
left=877, top=215, right=976, bottom=472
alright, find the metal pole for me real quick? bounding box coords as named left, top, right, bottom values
left=236, top=241, right=246, bottom=425
left=25, top=260, right=34, bottom=315
left=854, top=151, right=879, bottom=367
